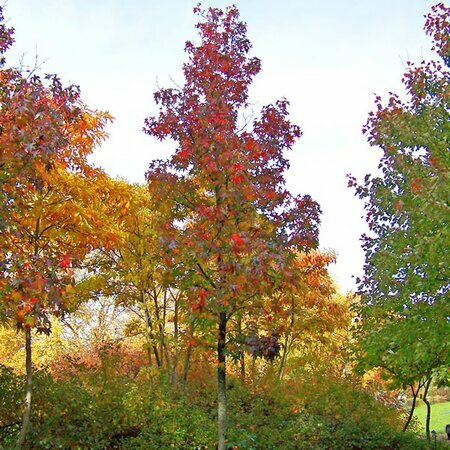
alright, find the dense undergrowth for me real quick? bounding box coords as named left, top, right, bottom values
left=0, top=363, right=427, bottom=449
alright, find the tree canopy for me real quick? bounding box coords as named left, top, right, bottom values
left=351, top=2, right=450, bottom=440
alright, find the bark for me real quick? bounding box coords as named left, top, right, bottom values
left=278, top=333, right=290, bottom=380
left=237, top=317, right=245, bottom=383
left=152, top=341, right=161, bottom=367
left=183, top=320, right=195, bottom=388
left=17, top=222, right=39, bottom=448
left=239, top=352, right=245, bottom=384
left=251, top=356, right=257, bottom=387
left=422, top=377, right=432, bottom=443
left=403, top=383, right=420, bottom=432
left=161, top=290, right=170, bottom=369
left=146, top=341, right=153, bottom=369
left=182, top=345, right=192, bottom=388
left=278, top=295, right=295, bottom=380
left=171, top=291, right=179, bottom=385
left=217, top=311, right=227, bottom=450
left=152, top=288, right=169, bottom=369
left=17, top=327, right=32, bottom=449
left=143, top=301, right=161, bottom=368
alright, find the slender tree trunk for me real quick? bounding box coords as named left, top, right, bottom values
left=423, top=377, right=432, bottom=443
left=171, top=291, right=179, bottom=385
left=161, top=290, right=170, bottom=370
left=17, top=327, right=32, bottom=449
left=237, top=317, right=245, bottom=383
left=278, top=296, right=295, bottom=380
left=403, top=383, right=420, bottom=432
left=251, top=356, right=257, bottom=387
left=239, top=352, right=245, bottom=384
left=146, top=342, right=153, bottom=367
left=17, top=225, right=40, bottom=449
left=152, top=288, right=169, bottom=369
left=217, top=311, right=227, bottom=450
left=152, top=345, right=161, bottom=368
left=143, top=302, right=161, bottom=368
left=182, top=345, right=192, bottom=388
left=183, top=320, right=195, bottom=388
left=278, top=333, right=290, bottom=380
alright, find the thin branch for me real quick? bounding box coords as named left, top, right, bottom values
left=197, top=262, right=217, bottom=289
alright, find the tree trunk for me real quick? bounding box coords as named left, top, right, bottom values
left=17, top=327, right=32, bottom=449
left=161, top=290, right=170, bottom=370
left=239, top=352, right=245, bottom=384
left=278, top=295, right=295, bottom=380
left=152, top=288, right=169, bottom=369
left=217, top=311, right=227, bottom=450
left=423, top=377, right=432, bottom=442
left=146, top=341, right=153, bottom=369
left=278, top=333, right=290, bottom=380
left=182, top=320, right=195, bottom=388
left=152, top=343, right=161, bottom=368
left=251, top=356, right=257, bottom=387
left=403, top=383, right=419, bottom=432
left=182, top=345, right=192, bottom=388
left=144, top=302, right=161, bottom=368
left=237, top=317, right=245, bottom=383
left=171, top=291, right=179, bottom=385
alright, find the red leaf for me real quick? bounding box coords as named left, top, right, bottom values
left=231, top=233, right=244, bottom=246
left=59, top=254, right=71, bottom=269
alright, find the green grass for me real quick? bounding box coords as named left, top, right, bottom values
left=413, top=400, right=450, bottom=435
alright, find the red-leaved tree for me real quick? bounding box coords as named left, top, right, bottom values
left=0, top=7, right=111, bottom=445
left=144, top=5, right=320, bottom=449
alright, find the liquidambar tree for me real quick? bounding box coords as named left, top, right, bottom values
left=0, top=7, right=111, bottom=446
left=144, top=5, right=320, bottom=449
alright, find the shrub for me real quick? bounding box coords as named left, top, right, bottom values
left=0, top=365, right=23, bottom=447
left=0, top=364, right=427, bottom=449
left=119, top=389, right=216, bottom=449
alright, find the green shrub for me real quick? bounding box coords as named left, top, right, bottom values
left=0, top=366, right=428, bottom=449
left=5, top=370, right=147, bottom=449
left=119, top=393, right=216, bottom=449
left=0, top=365, right=23, bottom=448
left=224, top=374, right=426, bottom=450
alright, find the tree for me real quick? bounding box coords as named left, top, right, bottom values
left=231, top=249, right=351, bottom=382
left=274, top=250, right=352, bottom=380
left=144, top=5, right=320, bottom=448
left=0, top=7, right=111, bottom=444
left=350, top=3, right=450, bottom=440
left=77, top=180, right=188, bottom=381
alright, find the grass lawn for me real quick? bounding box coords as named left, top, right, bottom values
left=413, top=401, right=450, bottom=436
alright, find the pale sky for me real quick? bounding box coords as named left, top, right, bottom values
left=5, top=0, right=437, bottom=292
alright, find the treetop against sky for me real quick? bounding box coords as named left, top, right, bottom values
left=4, top=0, right=438, bottom=291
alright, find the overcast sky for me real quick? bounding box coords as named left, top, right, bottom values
left=4, top=0, right=437, bottom=292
